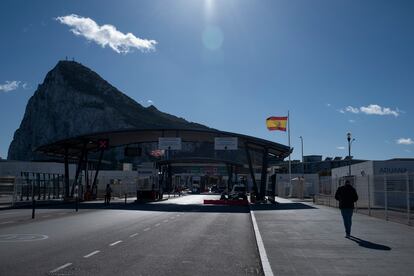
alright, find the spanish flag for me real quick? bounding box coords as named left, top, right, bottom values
left=266, top=116, right=288, bottom=131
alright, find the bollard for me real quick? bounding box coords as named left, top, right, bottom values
left=32, top=199, right=36, bottom=219
left=74, top=185, right=79, bottom=212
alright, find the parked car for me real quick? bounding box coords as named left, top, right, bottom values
left=230, top=185, right=247, bottom=200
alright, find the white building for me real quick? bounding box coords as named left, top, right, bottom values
left=331, top=159, right=414, bottom=178
left=331, top=159, right=414, bottom=209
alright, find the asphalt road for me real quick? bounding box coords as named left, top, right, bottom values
left=0, top=194, right=263, bottom=276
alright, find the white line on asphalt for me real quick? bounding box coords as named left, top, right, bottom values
left=83, top=250, right=100, bottom=258
left=163, top=220, right=169, bottom=223
left=155, top=223, right=161, bottom=227
left=0, top=221, right=15, bottom=225
left=176, top=214, right=180, bottom=217
left=50, top=263, right=72, bottom=273
left=170, top=217, right=175, bottom=220
left=250, top=210, right=274, bottom=276
left=129, top=233, right=138, bottom=238
left=0, top=212, right=14, bottom=215
left=109, top=240, right=123, bottom=246
left=143, top=227, right=151, bottom=231
left=42, top=215, right=51, bottom=218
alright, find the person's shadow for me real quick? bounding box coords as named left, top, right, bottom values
left=347, top=236, right=391, bottom=251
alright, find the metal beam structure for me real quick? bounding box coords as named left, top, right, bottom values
left=244, top=143, right=259, bottom=196
left=71, top=141, right=88, bottom=197
left=259, top=147, right=269, bottom=200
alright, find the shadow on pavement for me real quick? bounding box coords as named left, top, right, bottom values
left=251, top=202, right=317, bottom=211
left=18, top=201, right=250, bottom=214
left=347, top=236, right=392, bottom=251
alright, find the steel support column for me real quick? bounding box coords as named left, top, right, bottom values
left=259, top=147, right=269, bottom=200
left=64, top=146, right=70, bottom=198
left=91, top=149, right=104, bottom=199
left=244, top=143, right=258, bottom=196
left=71, top=141, right=88, bottom=197
left=226, top=164, right=233, bottom=193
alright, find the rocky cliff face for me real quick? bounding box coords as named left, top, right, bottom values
left=8, top=61, right=209, bottom=161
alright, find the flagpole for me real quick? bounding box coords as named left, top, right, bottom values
left=288, top=110, right=292, bottom=195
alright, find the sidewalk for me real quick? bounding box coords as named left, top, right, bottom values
left=251, top=197, right=414, bottom=276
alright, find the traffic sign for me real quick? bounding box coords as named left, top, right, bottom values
left=158, top=137, right=182, bottom=150
left=214, top=137, right=238, bottom=150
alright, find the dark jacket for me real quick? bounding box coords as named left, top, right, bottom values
left=335, top=184, right=358, bottom=209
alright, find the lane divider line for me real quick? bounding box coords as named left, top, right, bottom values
left=109, top=240, right=123, bottom=246
left=155, top=223, right=161, bottom=227
left=163, top=220, right=169, bottom=223
left=0, top=221, right=15, bottom=225
left=129, top=233, right=138, bottom=238
left=250, top=210, right=274, bottom=276
left=50, top=263, right=72, bottom=273
left=143, top=227, right=151, bottom=231
left=83, top=250, right=100, bottom=258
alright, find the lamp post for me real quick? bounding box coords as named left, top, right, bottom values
left=347, top=132, right=355, bottom=176
left=299, top=136, right=304, bottom=174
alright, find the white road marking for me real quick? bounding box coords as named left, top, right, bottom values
left=176, top=214, right=180, bottom=217
left=163, top=220, right=169, bottom=223
left=129, top=233, right=138, bottom=238
left=155, top=223, right=161, bottom=227
left=250, top=210, right=274, bottom=276
left=42, top=215, right=51, bottom=218
left=83, top=250, right=100, bottom=258
left=0, top=221, right=15, bottom=225
left=109, top=240, right=123, bottom=246
left=143, top=227, right=151, bottom=231
left=170, top=217, right=175, bottom=220
left=0, top=212, right=14, bottom=215
left=50, top=263, right=72, bottom=273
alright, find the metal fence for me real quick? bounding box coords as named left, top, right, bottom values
left=315, top=173, right=414, bottom=225
left=0, top=173, right=140, bottom=207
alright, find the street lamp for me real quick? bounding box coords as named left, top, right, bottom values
left=347, top=132, right=355, bottom=176
left=299, top=136, right=304, bottom=174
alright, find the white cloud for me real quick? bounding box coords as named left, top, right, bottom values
left=22, top=82, right=30, bottom=89
left=360, top=104, right=399, bottom=117
left=337, top=146, right=345, bottom=150
left=339, top=104, right=400, bottom=117
left=326, top=103, right=331, bottom=107
left=147, top=100, right=154, bottom=104
left=56, top=14, right=157, bottom=54
left=397, top=138, right=414, bottom=145
left=345, top=106, right=359, bottom=114
left=0, top=81, right=20, bottom=92
left=348, top=119, right=355, bottom=123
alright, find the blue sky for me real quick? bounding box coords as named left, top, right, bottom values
left=0, top=0, right=413, bottom=161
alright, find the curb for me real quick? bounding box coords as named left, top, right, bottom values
left=249, top=205, right=274, bottom=276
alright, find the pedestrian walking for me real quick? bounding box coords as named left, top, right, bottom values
left=335, top=180, right=358, bottom=237
left=105, top=184, right=112, bottom=205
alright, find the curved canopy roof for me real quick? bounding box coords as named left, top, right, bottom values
left=36, top=128, right=291, bottom=160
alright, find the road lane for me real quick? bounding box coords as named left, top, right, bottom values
left=0, top=195, right=262, bottom=276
